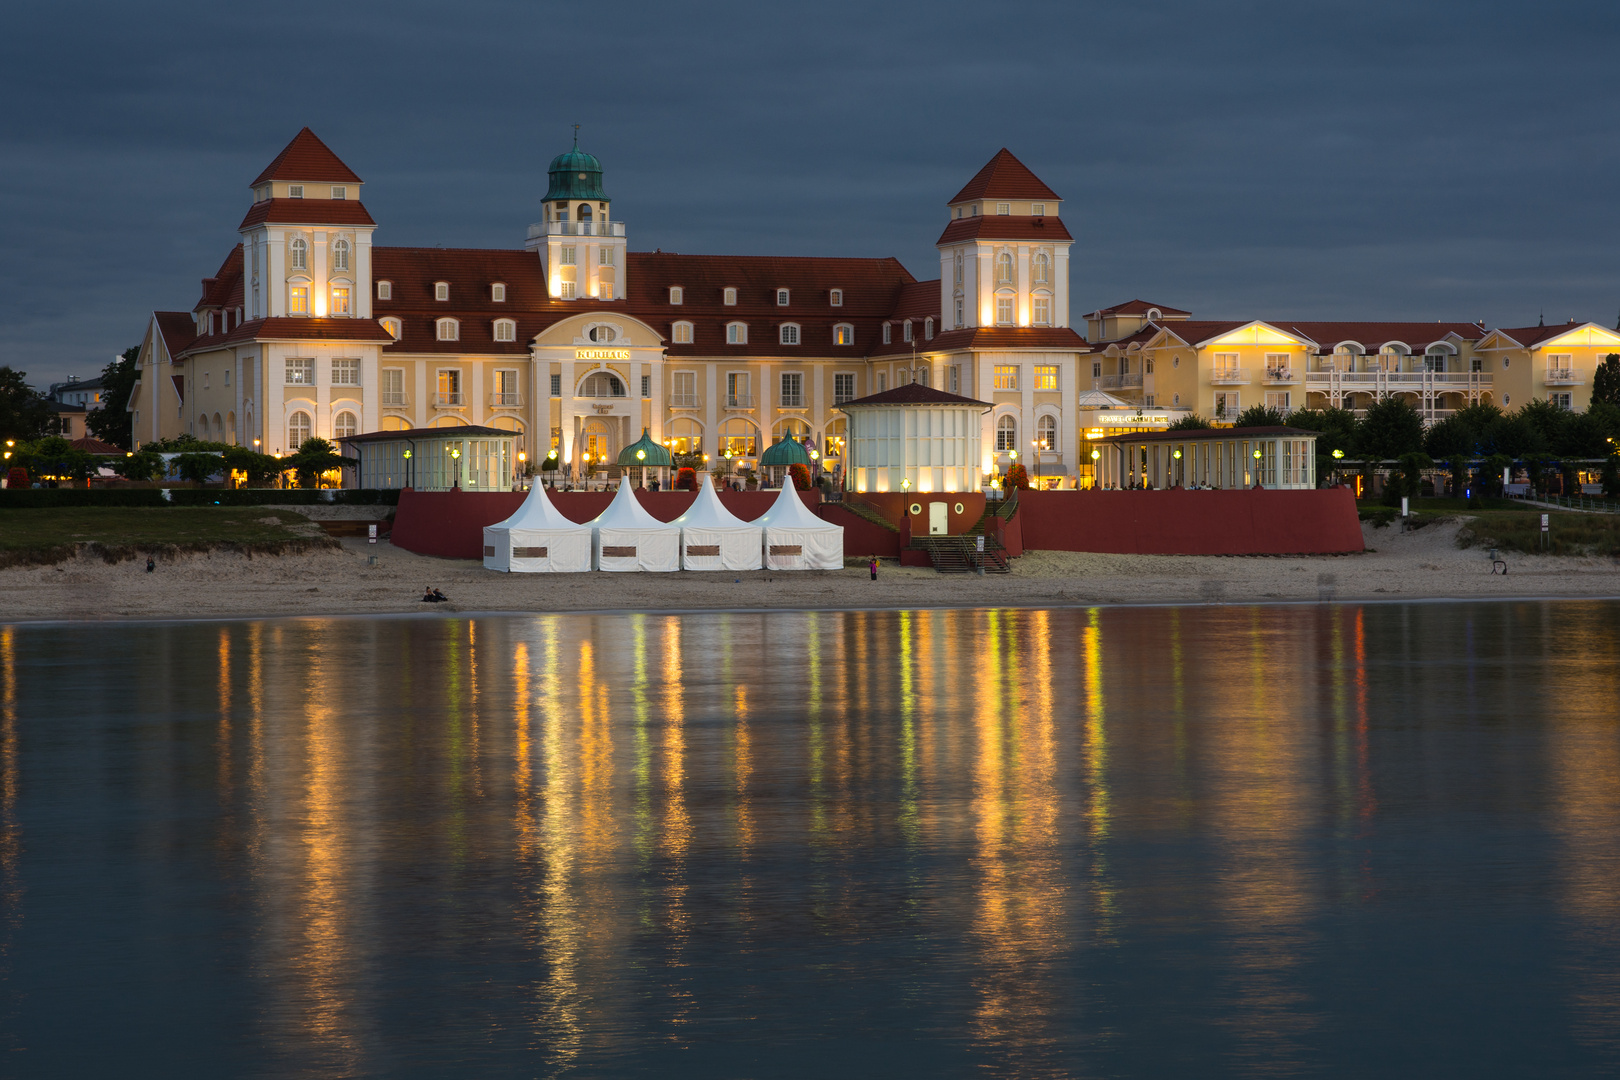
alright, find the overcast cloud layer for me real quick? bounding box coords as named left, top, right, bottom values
left=2, top=0, right=1617, bottom=387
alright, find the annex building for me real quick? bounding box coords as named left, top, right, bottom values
left=128, top=129, right=1620, bottom=489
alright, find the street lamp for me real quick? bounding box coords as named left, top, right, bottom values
left=901, top=477, right=911, bottom=492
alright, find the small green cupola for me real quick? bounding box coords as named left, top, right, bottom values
left=544, top=133, right=609, bottom=202
left=617, top=428, right=673, bottom=468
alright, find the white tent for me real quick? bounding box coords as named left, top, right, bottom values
left=482, top=482, right=592, bottom=573
left=589, top=476, right=680, bottom=572
left=753, top=483, right=844, bottom=570
left=673, top=475, right=762, bottom=571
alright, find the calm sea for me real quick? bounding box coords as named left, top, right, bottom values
left=1, top=603, right=1618, bottom=1078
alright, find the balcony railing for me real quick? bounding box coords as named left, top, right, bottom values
left=1264, top=367, right=1295, bottom=383
left=1210, top=368, right=1250, bottom=385
left=669, top=393, right=701, bottom=408
left=435, top=391, right=465, bottom=407
left=779, top=393, right=805, bottom=408
left=525, top=220, right=628, bottom=241
left=725, top=393, right=755, bottom=408
left=1094, top=374, right=1144, bottom=390
left=1546, top=369, right=1581, bottom=385
left=381, top=391, right=410, bottom=407
left=834, top=394, right=855, bottom=405
left=489, top=391, right=522, bottom=407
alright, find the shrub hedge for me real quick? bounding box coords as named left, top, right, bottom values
left=0, top=488, right=400, bottom=509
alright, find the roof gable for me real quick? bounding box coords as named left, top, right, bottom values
left=948, top=149, right=1060, bottom=204
left=1088, top=299, right=1191, bottom=318
left=251, top=128, right=363, bottom=186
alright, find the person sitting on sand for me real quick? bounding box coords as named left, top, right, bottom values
left=422, top=586, right=436, bottom=603
left=432, top=587, right=448, bottom=602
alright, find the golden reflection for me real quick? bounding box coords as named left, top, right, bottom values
left=535, top=618, right=585, bottom=1066
left=216, top=627, right=233, bottom=801
left=1, top=626, right=19, bottom=920
left=734, top=682, right=753, bottom=853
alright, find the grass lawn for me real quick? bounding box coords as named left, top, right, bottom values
left=0, top=507, right=320, bottom=563
left=1457, top=512, right=1620, bottom=557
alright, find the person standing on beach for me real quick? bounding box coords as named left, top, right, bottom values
left=869, top=556, right=878, bottom=581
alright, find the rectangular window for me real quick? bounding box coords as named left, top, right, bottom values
left=1215, top=391, right=1240, bottom=420
left=669, top=286, right=683, bottom=304
left=882, top=323, right=891, bottom=344
left=830, top=289, right=843, bottom=306
left=437, top=370, right=462, bottom=405
left=1033, top=297, right=1050, bottom=325
left=950, top=366, right=960, bottom=393
left=1472, top=357, right=1484, bottom=373
left=997, top=202, right=1011, bottom=215
left=331, top=186, right=346, bottom=200
left=550, top=373, right=562, bottom=397
left=436, top=320, right=458, bottom=341
left=834, top=324, right=853, bottom=346
left=1553, top=392, right=1573, bottom=409
left=492, top=371, right=519, bottom=404
left=560, top=247, right=576, bottom=266
left=288, top=185, right=303, bottom=199
left=876, top=373, right=887, bottom=392
left=724, top=288, right=737, bottom=306
left=727, top=372, right=750, bottom=406
left=780, top=372, right=803, bottom=407
left=382, top=369, right=406, bottom=406
left=1214, top=352, right=1240, bottom=374
left=289, top=286, right=308, bottom=315
left=561, top=282, right=577, bottom=300
left=1034, top=365, right=1058, bottom=390
left=224, top=370, right=230, bottom=387
left=780, top=324, right=799, bottom=345
left=777, top=289, right=790, bottom=306
left=331, top=287, right=350, bottom=315
left=331, top=359, right=360, bottom=386
left=673, top=322, right=693, bottom=344
left=996, top=297, right=1014, bottom=325
left=599, top=282, right=614, bottom=300
left=434, top=282, right=449, bottom=301
left=954, top=299, right=963, bottom=327
left=1145, top=394, right=1155, bottom=407
left=285, top=358, right=313, bottom=385
left=727, top=323, right=747, bottom=345
left=641, top=374, right=651, bottom=399
left=1266, top=391, right=1292, bottom=411
left=673, top=371, right=697, bottom=406
left=376, top=280, right=392, bottom=300
left=902, top=321, right=913, bottom=343
left=834, top=373, right=855, bottom=403
left=1031, top=203, right=1046, bottom=216
left=492, top=283, right=506, bottom=301
left=994, top=365, right=1018, bottom=391
left=600, top=248, right=615, bottom=266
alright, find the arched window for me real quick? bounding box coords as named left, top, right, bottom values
left=578, top=203, right=592, bottom=221
left=924, top=317, right=934, bottom=340
left=436, top=318, right=459, bottom=342
left=1033, top=252, right=1049, bottom=284
left=1032, top=293, right=1051, bottom=326
left=719, top=417, right=758, bottom=457
left=954, top=252, right=963, bottom=284
left=288, top=410, right=311, bottom=449
left=727, top=322, right=747, bottom=345
left=779, top=323, right=800, bottom=345
left=1036, top=414, right=1057, bottom=450
left=672, top=321, right=694, bottom=344
left=997, top=252, right=1014, bottom=284
left=588, top=325, right=616, bottom=343
left=493, top=318, right=516, bottom=343
left=213, top=413, right=224, bottom=441
left=197, top=414, right=209, bottom=439
left=333, top=411, right=357, bottom=440
left=491, top=282, right=506, bottom=302
left=668, top=417, right=703, bottom=455
left=227, top=411, right=236, bottom=444
left=996, top=414, right=1017, bottom=451
left=581, top=372, right=625, bottom=398
left=834, top=323, right=854, bottom=346
left=290, top=238, right=307, bottom=270
left=381, top=317, right=401, bottom=339
left=331, top=238, right=350, bottom=272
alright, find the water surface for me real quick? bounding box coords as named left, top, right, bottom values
left=2, top=602, right=1618, bottom=1077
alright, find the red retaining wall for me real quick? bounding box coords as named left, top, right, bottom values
left=817, top=505, right=901, bottom=558
left=1014, top=487, right=1362, bottom=555
left=392, top=487, right=814, bottom=560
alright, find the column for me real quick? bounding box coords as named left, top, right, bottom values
left=648, top=354, right=664, bottom=444
left=560, top=360, right=576, bottom=468
left=704, top=363, right=719, bottom=460
left=757, top=361, right=771, bottom=453
left=1062, top=356, right=1078, bottom=486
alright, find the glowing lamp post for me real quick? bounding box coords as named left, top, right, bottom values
left=449, top=446, right=462, bottom=489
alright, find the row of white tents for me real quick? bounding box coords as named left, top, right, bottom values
left=483, top=476, right=844, bottom=572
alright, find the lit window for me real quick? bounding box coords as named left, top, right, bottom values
left=669, top=286, right=683, bottom=305
left=903, top=321, right=913, bottom=343
left=331, top=238, right=350, bottom=272
left=561, top=282, right=577, bottom=299
left=993, top=365, right=1018, bottom=391
left=288, top=410, right=311, bottom=447
left=781, top=372, right=803, bottom=406
left=289, top=285, right=309, bottom=314
left=673, top=321, right=694, bottom=344
left=834, top=324, right=854, bottom=346
left=331, top=287, right=350, bottom=315
left=834, top=373, right=855, bottom=403
left=997, top=252, right=1014, bottom=284
left=1036, top=415, right=1056, bottom=449
left=376, top=280, right=392, bottom=300
left=380, top=317, right=401, bottom=339
left=996, top=414, right=1017, bottom=450
left=560, top=247, right=576, bottom=266
left=437, top=370, right=463, bottom=404
left=997, top=202, right=1010, bottom=215
left=494, top=319, right=516, bottom=342
left=727, top=322, right=747, bottom=345
left=434, top=282, right=449, bottom=301
left=588, top=325, right=615, bottom=343
left=492, top=283, right=506, bottom=302
left=290, top=238, right=307, bottom=270
left=724, top=288, right=738, bottom=306
left=882, top=323, right=891, bottom=344
left=1034, top=365, right=1058, bottom=390
left=436, top=318, right=459, bottom=341
left=332, top=359, right=359, bottom=386
left=285, top=358, right=314, bottom=385
left=599, top=282, right=614, bottom=300
left=641, top=374, right=651, bottom=398
left=777, top=289, right=790, bottom=306
left=331, top=186, right=346, bottom=200
left=334, top=410, right=357, bottom=439
left=1032, top=203, right=1046, bottom=216
left=830, top=289, right=843, bottom=306
left=996, top=296, right=1014, bottom=325
left=288, top=185, right=303, bottom=199
left=780, top=324, right=800, bottom=345
left=1033, top=296, right=1050, bottom=325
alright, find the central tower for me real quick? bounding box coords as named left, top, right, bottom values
left=526, top=138, right=628, bottom=301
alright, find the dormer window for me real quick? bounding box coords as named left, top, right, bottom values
left=381, top=317, right=401, bottom=339
left=377, top=280, right=392, bottom=300
left=723, top=288, right=737, bottom=306
left=971, top=205, right=978, bottom=216
left=672, top=321, right=693, bottom=344
left=903, top=320, right=914, bottom=343
left=780, top=323, right=800, bottom=345
left=882, top=323, right=892, bottom=345
left=777, top=289, right=790, bottom=306
left=331, top=186, right=347, bottom=200
left=288, top=185, right=304, bottom=199
left=493, top=318, right=516, bottom=342
left=492, top=283, right=506, bottom=302
left=834, top=323, right=854, bottom=346
left=434, top=282, right=449, bottom=302
left=924, top=318, right=934, bottom=340
left=436, top=317, right=459, bottom=341
left=669, top=286, right=683, bottom=305
left=997, top=202, right=1010, bottom=215
left=1032, top=203, right=1046, bottom=216
left=727, top=322, right=747, bottom=345
left=830, top=289, right=843, bottom=307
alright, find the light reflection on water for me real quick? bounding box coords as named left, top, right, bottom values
left=1, top=602, right=1619, bottom=1078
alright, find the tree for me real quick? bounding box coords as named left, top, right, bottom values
left=1593, top=353, right=1620, bottom=407
left=1004, top=463, right=1029, bottom=490
left=1515, top=397, right=1570, bottom=447
left=172, top=452, right=224, bottom=485
left=1233, top=404, right=1287, bottom=428
left=85, top=346, right=141, bottom=449
left=1287, top=407, right=1356, bottom=459
left=1602, top=454, right=1620, bottom=498
left=1168, top=414, right=1210, bottom=431
left=288, top=436, right=350, bottom=489
left=1478, top=414, right=1547, bottom=459
left=1522, top=453, right=1553, bottom=496
left=1447, top=454, right=1470, bottom=497
left=1392, top=451, right=1434, bottom=501
left=112, top=449, right=164, bottom=481
left=0, top=367, right=51, bottom=443
left=22, top=436, right=95, bottom=482
left=1354, top=397, right=1424, bottom=460
left=1424, top=415, right=1475, bottom=459
left=223, top=445, right=283, bottom=487
left=1483, top=453, right=1513, bottom=497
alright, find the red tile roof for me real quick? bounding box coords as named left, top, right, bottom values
left=1490, top=323, right=1588, bottom=348
left=1273, top=321, right=1486, bottom=351
left=1088, top=299, right=1191, bottom=318
left=238, top=199, right=377, bottom=230
left=936, top=216, right=1073, bottom=245
left=194, top=245, right=243, bottom=312
left=153, top=311, right=197, bottom=357
left=874, top=325, right=1091, bottom=357
left=887, top=279, right=941, bottom=322
left=837, top=383, right=990, bottom=408
left=1099, top=325, right=1162, bottom=349
left=948, top=149, right=1060, bottom=204
left=71, top=437, right=123, bottom=455
left=1153, top=321, right=1249, bottom=346
left=251, top=128, right=363, bottom=186
left=179, top=317, right=397, bottom=358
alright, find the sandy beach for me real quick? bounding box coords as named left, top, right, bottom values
left=2, top=515, right=1617, bottom=623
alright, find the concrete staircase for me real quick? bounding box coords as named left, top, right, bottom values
left=907, top=533, right=1010, bottom=573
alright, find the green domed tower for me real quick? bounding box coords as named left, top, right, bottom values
left=525, top=130, right=627, bottom=301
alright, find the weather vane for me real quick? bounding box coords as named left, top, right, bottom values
left=573, top=123, right=580, bottom=149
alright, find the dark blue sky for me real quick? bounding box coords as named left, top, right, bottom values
left=2, top=0, right=1616, bottom=387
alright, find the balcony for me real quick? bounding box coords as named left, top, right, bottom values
left=779, top=393, right=805, bottom=408
left=669, top=393, right=701, bottom=409
left=489, top=391, right=522, bottom=407
left=381, top=391, right=410, bottom=408
left=435, top=392, right=465, bottom=407
left=1094, top=374, right=1144, bottom=390
left=1546, top=369, right=1581, bottom=385
left=1209, top=368, right=1250, bottom=385
left=725, top=393, right=755, bottom=408
left=1263, top=367, right=1296, bottom=383
left=525, top=220, right=628, bottom=242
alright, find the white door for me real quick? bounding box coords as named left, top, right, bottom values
left=929, top=502, right=948, bottom=535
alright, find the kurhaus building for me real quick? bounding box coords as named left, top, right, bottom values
left=129, top=129, right=1620, bottom=489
